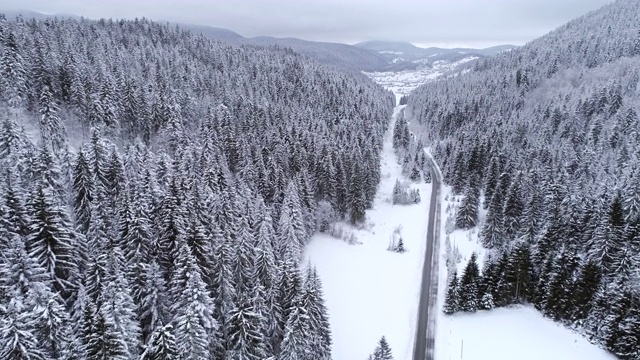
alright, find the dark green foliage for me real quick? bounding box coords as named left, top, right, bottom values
left=459, top=253, right=480, bottom=312
left=370, top=336, right=394, bottom=360
left=443, top=271, right=460, bottom=315
left=455, top=175, right=480, bottom=230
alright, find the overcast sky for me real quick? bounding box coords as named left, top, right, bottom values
left=1, top=0, right=614, bottom=48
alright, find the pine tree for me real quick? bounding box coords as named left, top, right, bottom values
left=86, top=309, right=130, bottom=360
left=171, top=244, right=218, bottom=360
left=226, top=293, right=267, bottom=360
left=73, top=149, right=93, bottom=235
left=479, top=292, right=495, bottom=311
left=456, top=176, right=480, bottom=230
left=571, top=261, right=601, bottom=321
left=26, top=181, right=78, bottom=297
left=612, top=295, right=640, bottom=359
left=443, top=271, right=460, bottom=314
left=459, top=253, right=480, bottom=312
left=348, top=153, right=367, bottom=224
left=502, top=172, right=524, bottom=240
left=503, top=241, right=534, bottom=304
left=0, top=299, right=48, bottom=360
left=372, top=336, right=394, bottom=360
left=301, top=267, right=332, bottom=360
left=138, top=261, right=171, bottom=345
left=278, top=300, right=311, bottom=360
left=481, top=191, right=505, bottom=249
left=141, top=324, right=180, bottom=360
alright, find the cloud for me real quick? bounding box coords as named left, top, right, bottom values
left=0, top=0, right=614, bottom=47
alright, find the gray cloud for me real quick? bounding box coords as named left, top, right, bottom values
left=1, top=0, right=614, bottom=47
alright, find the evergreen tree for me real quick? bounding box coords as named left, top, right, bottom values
left=502, top=172, right=524, bottom=240
left=481, top=192, right=505, bottom=249
left=455, top=176, right=480, bottom=230
left=348, top=154, right=367, bottom=224
left=278, top=300, right=311, bottom=360
left=226, top=293, right=267, bottom=360
left=443, top=271, right=460, bottom=315
left=301, top=267, right=332, bottom=360
left=171, top=244, right=218, bottom=360
left=73, top=149, right=93, bottom=235
left=141, top=324, right=180, bottom=360
left=372, top=336, right=394, bottom=360
left=0, top=299, right=48, bottom=360
left=459, top=253, right=480, bottom=312
left=26, top=181, right=77, bottom=297
left=571, top=260, right=602, bottom=321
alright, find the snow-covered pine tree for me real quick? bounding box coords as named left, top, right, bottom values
left=443, top=271, right=460, bottom=315
left=371, top=336, right=394, bottom=360
left=455, top=175, right=480, bottom=230
left=141, top=324, right=180, bottom=360
left=459, top=252, right=480, bottom=312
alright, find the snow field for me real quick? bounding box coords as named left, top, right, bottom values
left=434, top=187, right=616, bottom=360
left=304, top=105, right=432, bottom=360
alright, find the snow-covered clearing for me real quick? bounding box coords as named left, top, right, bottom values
left=304, top=105, right=431, bottom=360
left=364, top=56, right=478, bottom=100
left=434, top=187, right=616, bottom=360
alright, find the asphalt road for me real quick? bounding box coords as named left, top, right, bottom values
left=413, top=150, right=442, bottom=360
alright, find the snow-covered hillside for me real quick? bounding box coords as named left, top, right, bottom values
left=304, top=105, right=431, bottom=360
left=434, top=187, right=616, bottom=360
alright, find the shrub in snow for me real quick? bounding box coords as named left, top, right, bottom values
left=409, top=166, right=421, bottom=182
left=445, top=235, right=458, bottom=277
left=387, top=225, right=407, bottom=253
left=479, top=293, right=495, bottom=310
left=328, top=223, right=360, bottom=245
left=315, top=200, right=338, bottom=233
left=445, top=207, right=457, bottom=235
left=392, top=179, right=421, bottom=205
left=423, top=168, right=432, bottom=183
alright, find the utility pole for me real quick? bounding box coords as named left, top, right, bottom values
left=461, top=339, right=464, bottom=359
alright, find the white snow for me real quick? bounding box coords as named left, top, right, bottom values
left=304, top=105, right=431, bottom=360
left=434, top=186, right=616, bottom=360
left=363, top=56, right=479, bottom=99
left=439, top=306, right=616, bottom=360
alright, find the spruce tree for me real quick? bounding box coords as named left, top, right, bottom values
left=571, top=260, right=602, bottom=321
left=141, top=324, right=180, bottom=360
left=443, top=271, right=460, bottom=315
left=372, top=336, right=394, bottom=360
left=26, top=181, right=78, bottom=298
left=456, top=176, right=480, bottom=230
left=171, top=244, right=218, bottom=360
left=481, top=192, right=505, bottom=249
left=73, top=150, right=93, bottom=235
left=226, top=293, right=267, bottom=360
left=459, top=253, right=480, bottom=312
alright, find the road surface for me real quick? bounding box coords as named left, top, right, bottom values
left=413, top=148, right=442, bottom=360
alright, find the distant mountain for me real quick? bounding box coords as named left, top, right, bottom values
left=0, top=9, right=80, bottom=21
left=177, top=23, right=244, bottom=42
left=355, top=40, right=518, bottom=64
left=0, top=9, right=513, bottom=72
left=239, top=36, right=389, bottom=72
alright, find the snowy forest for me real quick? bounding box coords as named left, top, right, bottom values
left=0, top=14, right=395, bottom=359
left=407, top=0, right=640, bottom=358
